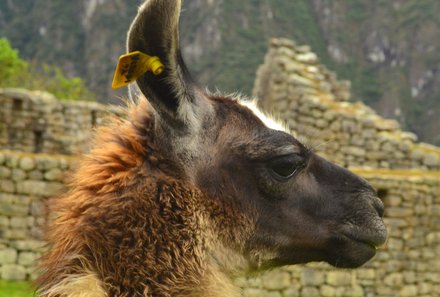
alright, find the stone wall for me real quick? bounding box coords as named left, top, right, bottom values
left=238, top=37, right=440, bottom=296
left=0, top=88, right=120, bottom=155
left=1, top=147, right=440, bottom=297
left=0, top=150, right=75, bottom=280
left=1, top=39, right=440, bottom=297
left=237, top=170, right=440, bottom=297
left=253, top=39, right=440, bottom=171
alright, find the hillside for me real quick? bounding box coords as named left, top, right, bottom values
left=0, top=0, right=439, bottom=145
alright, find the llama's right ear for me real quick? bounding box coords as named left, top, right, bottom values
left=127, top=0, right=209, bottom=128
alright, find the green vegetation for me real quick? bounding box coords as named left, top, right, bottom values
left=0, top=38, right=27, bottom=80
left=0, top=281, right=34, bottom=297
left=184, top=0, right=327, bottom=95
left=398, top=1, right=436, bottom=28
left=0, top=38, right=95, bottom=100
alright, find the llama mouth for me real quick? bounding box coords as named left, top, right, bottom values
left=343, top=233, right=380, bottom=250
left=325, top=222, right=387, bottom=268
left=343, top=224, right=387, bottom=248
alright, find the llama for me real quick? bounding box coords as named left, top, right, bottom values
left=36, top=0, right=387, bottom=296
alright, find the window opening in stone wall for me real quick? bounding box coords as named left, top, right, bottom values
left=34, top=130, right=44, bottom=153
left=12, top=98, right=23, bottom=111
left=91, top=110, right=97, bottom=127
left=377, top=189, right=389, bottom=204
left=8, top=129, right=16, bottom=144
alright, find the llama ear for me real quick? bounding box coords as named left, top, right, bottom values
left=127, top=0, right=205, bottom=127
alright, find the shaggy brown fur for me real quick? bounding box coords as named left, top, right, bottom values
left=39, top=102, right=202, bottom=296
left=37, top=100, right=258, bottom=297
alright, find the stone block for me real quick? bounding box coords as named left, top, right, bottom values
left=323, top=110, right=336, bottom=121
left=19, top=157, right=36, bottom=171
left=0, top=202, right=28, bottom=216
left=384, top=272, right=403, bottom=286
left=426, top=232, right=440, bottom=244
left=301, top=268, right=324, bottom=286
left=315, top=119, right=328, bottom=128
left=35, top=217, right=45, bottom=227
left=283, top=285, right=300, bottom=297
left=342, top=285, right=364, bottom=297
left=423, top=154, right=439, bottom=167
left=0, top=248, right=18, bottom=264
left=28, top=170, right=43, bottom=180
left=326, top=271, right=352, bottom=286
left=300, top=286, right=319, bottom=297
left=0, top=216, right=9, bottom=227
left=403, top=271, right=416, bottom=284
left=376, top=286, right=395, bottom=296
left=18, top=252, right=37, bottom=266
left=342, top=146, right=366, bottom=157
left=234, top=276, right=248, bottom=288
left=384, top=218, right=407, bottom=228
left=0, top=166, right=11, bottom=178
left=16, top=180, right=63, bottom=197
left=243, top=288, right=267, bottom=297
left=329, top=121, right=341, bottom=131
left=320, top=285, right=336, bottom=297
left=16, top=180, right=47, bottom=196
left=266, top=292, right=282, bottom=297
left=10, top=217, right=28, bottom=229
left=243, top=276, right=262, bottom=288
left=36, top=158, right=58, bottom=170
left=386, top=207, right=413, bottom=218
left=30, top=226, right=44, bottom=240
left=11, top=240, right=45, bottom=251
left=11, top=194, right=32, bottom=206
left=27, top=266, right=39, bottom=281
left=44, top=168, right=63, bottom=181
left=31, top=201, right=46, bottom=217
left=11, top=169, right=27, bottom=181
left=1, top=264, right=27, bottom=280
left=261, top=270, right=291, bottom=290
left=341, top=120, right=358, bottom=133
left=418, top=282, right=432, bottom=295
left=27, top=216, right=35, bottom=227
left=3, top=228, right=27, bottom=240
left=5, top=155, right=19, bottom=168
left=0, top=179, right=15, bottom=193
left=356, top=269, right=376, bottom=280
left=399, top=285, right=418, bottom=297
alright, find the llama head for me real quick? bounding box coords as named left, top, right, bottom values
left=128, top=0, right=387, bottom=272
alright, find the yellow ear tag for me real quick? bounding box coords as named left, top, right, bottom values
left=112, top=51, right=165, bottom=89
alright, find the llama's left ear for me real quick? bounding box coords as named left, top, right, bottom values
left=127, top=0, right=208, bottom=128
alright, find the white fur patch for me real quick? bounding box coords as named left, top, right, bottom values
left=239, top=100, right=288, bottom=132
left=38, top=273, right=107, bottom=297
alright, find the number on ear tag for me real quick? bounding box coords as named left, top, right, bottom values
left=112, top=51, right=165, bottom=89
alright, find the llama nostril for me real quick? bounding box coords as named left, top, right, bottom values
left=376, top=188, right=388, bottom=218
left=374, top=198, right=385, bottom=218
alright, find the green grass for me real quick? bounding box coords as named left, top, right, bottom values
left=0, top=281, right=35, bottom=297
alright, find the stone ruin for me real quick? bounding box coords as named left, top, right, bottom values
left=0, top=89, right=121, bottom=155
left=254, top=39, right=439, bottom=171
left=0, top=38, right=439, bottom=297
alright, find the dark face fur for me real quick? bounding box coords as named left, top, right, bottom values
left=193, top=98, right=386, bottom=270
left=128, top=0, right=387, bottom=272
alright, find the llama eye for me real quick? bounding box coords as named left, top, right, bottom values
left=269, top=154, right=304, bottom=181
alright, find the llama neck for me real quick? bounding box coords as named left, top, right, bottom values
left=43, top=105, right=244, bottom=297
